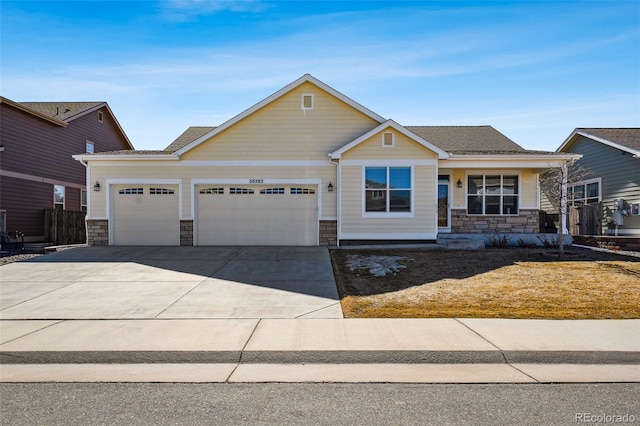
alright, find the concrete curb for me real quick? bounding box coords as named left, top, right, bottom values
left=2, top=350, right=638, bottom=365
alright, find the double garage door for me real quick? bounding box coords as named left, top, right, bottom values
left=111, top=184, right=318, bottom=246
left=196, top=184, right=318, bottom=246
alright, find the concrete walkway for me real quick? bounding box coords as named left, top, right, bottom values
left=1, top=318, right=638, bottom=383
left=1, top=247, right=639, bottom=383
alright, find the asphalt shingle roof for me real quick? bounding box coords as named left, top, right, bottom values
left=19, top=101, right=104, bottom=122
left=164, top=126, right=216, bottom=152
left=576, top=128, right=640, bottom=151
left=406, top=125, right=527, bottom=154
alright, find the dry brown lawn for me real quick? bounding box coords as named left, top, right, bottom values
left=330, top=248, right=640, bottom=319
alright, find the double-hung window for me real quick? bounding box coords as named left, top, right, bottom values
left=365, top=167, right=412, bottom=214
left=467, top=175, right=519, bottom=215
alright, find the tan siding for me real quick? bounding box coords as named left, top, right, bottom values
left=340, top=165, right=437, bottom=237
left=342, top=130, right=438, bottom=160
left=88, top=163, right=336, bottom=219
left=182, top=82, right=380, bottom=161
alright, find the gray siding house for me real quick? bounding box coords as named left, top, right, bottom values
left=556, top=128, right=640, bottom=236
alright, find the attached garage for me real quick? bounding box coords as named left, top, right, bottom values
left=111, top=184, right=179, bottom=245
left=196, top=184, right=318, bottom=246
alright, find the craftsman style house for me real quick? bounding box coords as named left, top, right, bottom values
left=73, top=75, right=575, bottom=246
left=556, top=128, right=640, bottom=236
left=0, top=97, right=132, bottom=242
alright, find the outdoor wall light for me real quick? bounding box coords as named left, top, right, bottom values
left=93, top=181, right=101, bottom=192
left=457, top=179, right=463, bottom=188
left=327, top=182, right=334, bottom=192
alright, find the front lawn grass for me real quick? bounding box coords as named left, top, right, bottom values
left=330, top=248, right=640, bottom=319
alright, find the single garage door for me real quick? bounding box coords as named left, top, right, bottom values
left=197, top=185, right=318, bottom=246
left=111, top=185, right=179, bottom=245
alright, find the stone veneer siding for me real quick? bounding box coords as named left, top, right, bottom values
left=451, top=209, right=540, bottom=234
left=180, top=220, right=194, bottom=246
left=319, top=220, right=337, bottom=246
left=86, top=219, right=109, bottom=246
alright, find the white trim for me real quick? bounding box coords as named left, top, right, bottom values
left=301, top=93, right=314, bottom=110
left=73, top=154, right=178, bottom=162
left=437, top=175, right=451, bottom=233
left=382, top=132, right=395, bottom=148
left=341, top=159, right=437, bottom=167
left=87, top=160, right=333, bottom=167
left=442, top=157, right=580, bottom=169
left=86, top=140, right=94, bottom=154
left=558, top=130, right=640, bottom=156
left=361, top=165, right=415, bottom=218
left=175, top=74, right=386, bottom=156
left=330, top=119, right=449, bottom=159
left=464, top=172, right=521, bottom=216
left=567, top=177, right=603, bottom=204
left=340, top=232, right=437, bottom=240
left=53, top=184, right=65, bottom=209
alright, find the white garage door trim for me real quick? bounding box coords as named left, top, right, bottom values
left=107, top=179, right=183, bottom=245
left=192, top=179, right=322, bottom=246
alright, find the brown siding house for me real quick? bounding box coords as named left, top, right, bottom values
left=0, top=97, right=132, bottom=242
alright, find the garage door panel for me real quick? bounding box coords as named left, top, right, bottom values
left=112, top=185, right=179, bottom=246
left=197, top=185, right=317, bottom=246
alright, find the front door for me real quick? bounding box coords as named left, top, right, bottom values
left=438, top=176, right=450, bottom=231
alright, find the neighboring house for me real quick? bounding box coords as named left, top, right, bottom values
left=0, top=97, right=133, bottom=242
left=555, top=128, right=640, bottom=236
left=73, top=74, right=575, bottom=247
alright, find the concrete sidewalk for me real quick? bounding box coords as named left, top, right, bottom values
left=1, top=318, right=638, bottom=383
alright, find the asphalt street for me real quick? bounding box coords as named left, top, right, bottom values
left=1, top=383, right=638, bottom=425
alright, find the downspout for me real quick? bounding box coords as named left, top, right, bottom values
left=329, top=156, right=340, bottom=247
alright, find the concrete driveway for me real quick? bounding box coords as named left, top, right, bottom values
left=0, top=246, right=343, bottom=319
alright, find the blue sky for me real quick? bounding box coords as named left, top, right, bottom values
left=1, top=0, right=638, bottom=151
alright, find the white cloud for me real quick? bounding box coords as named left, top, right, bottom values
left=161, top=0, right=269, bottom=20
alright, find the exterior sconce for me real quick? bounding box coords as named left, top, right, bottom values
left=327, top=182, right=334, bottom=192
left=457, top=179, right=463, bottom=188
left=93, top=181, right=101, bottom=192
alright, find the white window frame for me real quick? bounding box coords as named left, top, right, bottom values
left=362, top=166, right=414, bottom=218
left=98, top=111, right=104, bottom=122
left=568, top=177, right=602, bottom=206
left=466, top=174, right=520, bottom=216
left=54, top=185, right=65, bottom=209
left=81, top=189, right=87, bottom=212
left=86, top=140, right=94, bottom=154
left=301, top=93, right=314, bottom=111
left=382, top=132, right=395, bottom=147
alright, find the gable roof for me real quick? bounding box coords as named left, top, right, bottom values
left=173, top=74, right=386, bottom=156
left=1, top=97, right=134, bottom=149
left=20, top=101, right=105, bottom=122
left=330, top=120, right=450, bottom=159
left=558, top=128, right=640, bottom=155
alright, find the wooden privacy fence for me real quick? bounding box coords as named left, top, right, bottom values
left=44, top=209, right=86, bottom=245
left=569, top=202, right=602, bottom=236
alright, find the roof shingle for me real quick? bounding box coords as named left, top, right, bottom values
left=576, top=128, right=640, bottom=151
left=19, top=101, right=104, bottom=122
